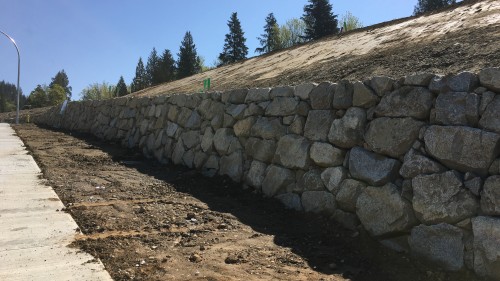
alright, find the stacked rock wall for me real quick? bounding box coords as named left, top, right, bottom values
left=36, top=68, right=500, bottom=279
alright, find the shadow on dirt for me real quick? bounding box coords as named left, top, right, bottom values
left=38, top=125, right=481, bottom=281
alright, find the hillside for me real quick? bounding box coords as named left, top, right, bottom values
left=136, top=0, right=500, bottom=96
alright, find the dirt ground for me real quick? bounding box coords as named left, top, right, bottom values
left=134, top=0, right=500, bottom=97
left=11, top=123, right=483, bottom=281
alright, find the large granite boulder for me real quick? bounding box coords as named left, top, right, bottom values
left=261, top=165, right=295, bottom=197
left=336, top=179, right=366, bottom=213
left=321, top=167, right=347, bottom=194
left=479, top=67, right=500, bottom=92
left=245, top=138, right=276, bottom=163
left=356, top=183, right=417, bottom=236
left=301, top=191, right=336, bottom=214
left=365, top=117, right=424, bottom=158
left=309, top=142, right=345, bottom=167
left=213, top=128, right=239, bottom=155
left=481, top=176, right=500, bottom=215
left=275, top=193, right=303, bottom=211
left=375, top=86, right=433, bottom=120
left=424, top=125, right=500, bottom=176
left=349, top=147, right=401, bottom=186
left=273, top=135, right=311, bottom=169
left=309, top=82, right=334, bottom=109
left=304, top=110, right=335, bottom=141
left=409, top=224, right=465, bottom=271
left=352, top=81, right=379, bottom=108
left=251, top=117, right=286, bottom=140
left=399, top=149, right=447, bottom=179
left=219, top=151, right=243, bottom=181
left=328, top=107, right=366, bottom=148
left=245, top=160, right=267, bottom=188
left=332, top=80, right=353, bottom=109
left=479, top=95, right=500, bottom=134
left=472, top=216, right=500, bottom=280
left=412, top=171, right=478, bottom=224
left=434, top=92, right=480, bottom=126
left=265, top=97, right=299, bottom=116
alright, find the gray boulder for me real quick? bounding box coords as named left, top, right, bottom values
left=332, top=80, right=353, bottom=109
left=399, top=149, right=447, bottom=179
left=435, top=92, right=480, bottom=126
left=336, top=179, right=366, bottom=212
left=234, top=117, right=257, bottom=137
left=245, top=137, right=276, bottom=163
left=221, top=89, right=247, bottom=104
left=298, top=169, right=325, bottom=191
left=289, top=116, right=305, bottom=135
left=275, top=193, right=303, bottom=211
left=273, top=135, right=311, bottom=169
left=479, top=67, right=500, bottom=92
left=424, top=125, right=500, bottom=176
left=430, top=72, right=479, bottom=93
left=412, top=171, right=478, bottom=224
left=479, top=95, right=500, bottom=134
left=375, top=86, right=433, bottom=120
left=328, top=107, right=366, bottom=149
left=219, top=151, right=243, bottom=181
left=409, top=224, right=465, bottom=271
left=370, top=76, right=394, bottom=96
left=245, top=88, right=270, bottom=103
left=245, top=160, right=267, bottom=188
left=356, top=183, right=417, bottom=236
left=294, top=83, right=316, bottom=100
left=197, top=99, right=224, bottom=120
left=304, top=110, right=335, bottom=141
left=353, top=81, right=379, bottom=108
left=270, top=86, right=294, bottom=98
left=213, top=128, right=239, bottom=155
left=365, top=117, right=424, bottom=158
left=262, top=165, right=295, bottom=197
left=349, top=147, right=401, bottom=186
left=265, top=97, right=299, bottom=116
left=309, top=142, right=345, bottom=167
left=226, top=104, right=247, bottom=120
left=472, top=216, right=500, bottom=280
left=320, top=167, right=347, bottom=194
left=332, top=209, right=360, bottom=230
left=404, top=73, right=435, bottom=86
left=201, top=128, right=214, bottom=152
left=309, top=82, right=334, bottom=109
left=251, top=117, right=286, bottom=140
left=481, top=176, right=500, bottom=215
left=301, top=191, right=336, bottom=214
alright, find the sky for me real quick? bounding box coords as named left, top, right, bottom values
left=0, top=0, right=415, bottom=100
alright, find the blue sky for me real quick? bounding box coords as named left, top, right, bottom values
left=0, top=0, right=415, bottom=100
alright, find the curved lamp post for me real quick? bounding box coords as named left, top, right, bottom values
left=0, top=30, right=21, bottom=124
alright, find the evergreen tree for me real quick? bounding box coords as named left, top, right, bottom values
left=302, top=0, right=339, bottom=41
left=131, top=58, right=147, bottom=93
left=177, top=31, right=201, bottom=79
left=146, top=48, right=162, bottom=86
left=414, top=0, right=456, bottom=15
left=49, top=70, right=72, bottom=100
left=256, top=13, right=281, bottom=54
left=0, top=80, right=25, bottom=112
left=158, top=49, right=176, bottom=83
left=115, top=76, right=129, bottom=97
left=218, top=12, right=248, bottom=66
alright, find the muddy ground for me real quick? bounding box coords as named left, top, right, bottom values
left=11, top=124, right=482, bottom=281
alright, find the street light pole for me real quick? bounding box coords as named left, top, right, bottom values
left=0, top=30, right=21, bottom=124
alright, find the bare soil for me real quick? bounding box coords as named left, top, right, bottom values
left=134, top=0, right=500, bottom=97
left=12, top=124, right=483, bottom=281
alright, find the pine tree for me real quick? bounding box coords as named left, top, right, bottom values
left=302, top=0, right=339, bottom=41
left=256, top=13, right=281, bottom=54
left=115, top=76, right=129, bottom=97
left=414, top=0, right=456, bottom=15
left=49, top=70, right=72, bottom=100
left=131, top=58, right=147, bottom=93
left=146, top=48, right=162, bottom=86
left=177, top=31, right=201, bottom=79
left=218, top=12, right=248, bottom=66
left=158, top=49, right=176, bottom=83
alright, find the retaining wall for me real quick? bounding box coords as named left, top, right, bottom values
left=36, top=68, right=500, bottom=279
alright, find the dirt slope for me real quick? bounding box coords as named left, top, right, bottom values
left=135, top=0, right=500, bottom=96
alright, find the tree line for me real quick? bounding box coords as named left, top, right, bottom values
left=11, top=0, right=457, bottom=109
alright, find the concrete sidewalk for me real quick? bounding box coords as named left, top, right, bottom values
left=0, top=123, right=112, bottom=281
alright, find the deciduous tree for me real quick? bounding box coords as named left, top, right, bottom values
left=218, top=12, right=248, bottom=66
left=278, top=18, right=307, bottom=48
